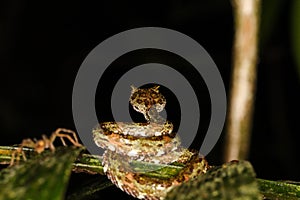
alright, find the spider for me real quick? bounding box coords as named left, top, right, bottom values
left=10, top=128, right=82, bottom=166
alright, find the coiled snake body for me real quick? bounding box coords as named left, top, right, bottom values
left=93, top=85, right=209, bottom=199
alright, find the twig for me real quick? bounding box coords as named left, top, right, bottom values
left=1, top=145, right=300, bottom=199
left=257, top=179, right=300, bottom=200
left=224, top=0, right=261, bottom=160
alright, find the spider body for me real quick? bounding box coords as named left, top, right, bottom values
left=10, top=128, right=82, bottom=166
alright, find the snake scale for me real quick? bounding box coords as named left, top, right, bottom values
left=92, top=85, right=259, bottom=200
left=93, top=85, right=209, bottom=199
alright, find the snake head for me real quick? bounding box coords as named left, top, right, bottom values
left=130, top=85, right=166, bottom=121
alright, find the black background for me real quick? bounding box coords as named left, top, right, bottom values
left=1, top=0, right=300, bottom=198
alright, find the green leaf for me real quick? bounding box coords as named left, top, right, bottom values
left=0, top=147, right=82, bottom=200
left=165, top=160, right=261, bottom=200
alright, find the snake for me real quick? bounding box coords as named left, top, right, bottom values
left=92, top=85, right=209, bottom=200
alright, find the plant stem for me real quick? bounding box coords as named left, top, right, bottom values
left=1, top=145, right=300, bottom=199
left=224, top=0, right=261, bottom=161
left=257, top=179, right=300, bottom=200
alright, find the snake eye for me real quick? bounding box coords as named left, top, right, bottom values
left=131, top=93, right=137, bottom=99
left=137, top=99, right=143, bottom=104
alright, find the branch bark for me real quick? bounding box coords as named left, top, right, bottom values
left=224, top=0, right=261, bottom=161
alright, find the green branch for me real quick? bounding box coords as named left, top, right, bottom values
left=1, top=146, right=299, bottom=199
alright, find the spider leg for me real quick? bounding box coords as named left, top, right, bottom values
left=56, top=128, right=79, bottom=143
left=10, top=151, right=16, bottom=166
left=51, top=128, right=82, bottom=147
left=9, top=146, right=27, bottom=166
left=21, top=149, right=26, bottom=161
left=59, top=137, right=67, bottom=146
left=49, top=141, right=56, bottom=152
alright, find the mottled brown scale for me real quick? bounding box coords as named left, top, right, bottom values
left=93, top=85, right=209, bottom=200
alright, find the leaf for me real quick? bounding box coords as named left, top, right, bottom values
left=165, top=160, right=261, bottom=200
left=0, top=147, right=82, bottom=200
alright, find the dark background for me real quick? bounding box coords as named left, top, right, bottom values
left=1, top=0, right=299, bottom=198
